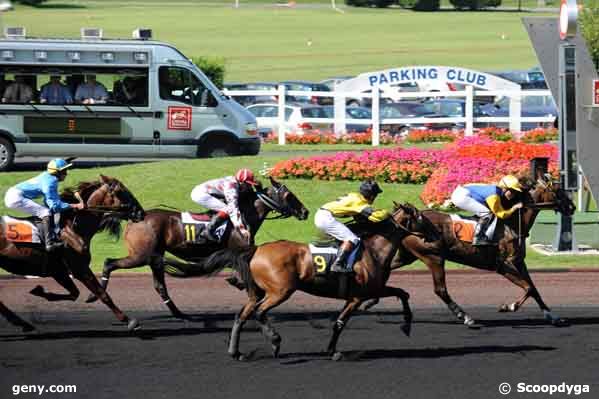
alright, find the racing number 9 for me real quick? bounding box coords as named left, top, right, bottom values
left=314, top=255, right=327, bottom=273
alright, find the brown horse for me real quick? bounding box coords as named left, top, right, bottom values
left=193, top=206, right=421, bottom=360
left=364, top=174, right=576, bottom=328
left=0, top=175, right=145, bottom=332
left=86, top=177, right=309, bottom=319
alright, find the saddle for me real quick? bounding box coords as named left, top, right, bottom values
left=2, top=216, right=43, bottom=244
left=180, top=212, right=230, bottom=244
left=308, top=241, right=362, bottom=275
left=450, top=214, right=477, bottom=243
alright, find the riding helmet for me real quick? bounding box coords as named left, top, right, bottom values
left=235, top=168, right=257, bottom=186
left=359, top=180, right=382, bottom=198
left=47, top=158, right=73, bottom=175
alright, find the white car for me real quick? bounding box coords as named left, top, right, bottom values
left=246, top=103, right=332, bottom=136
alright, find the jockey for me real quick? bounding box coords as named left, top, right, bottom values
left=314, top=180, right=390, bottom=273
left=4, top=158, right=85, bottom=251
left=450, top=174, right=524, bottom=246
left=190, top=168, right=260, bottom=241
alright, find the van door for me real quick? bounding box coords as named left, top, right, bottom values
left=153, top=66, right=221, bottom=156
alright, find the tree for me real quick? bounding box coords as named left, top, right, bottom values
left=191, top=57, right=226, bottom=89
left=580, top=0, right=599, bottom=69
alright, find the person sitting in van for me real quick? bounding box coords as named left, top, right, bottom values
left=75, top=74, right=108, bottom=104
left=2, top=75, right=34, bottom=104
left=40, top=75, right=73, bottom=105
left=114, top=76, right=147, bottom=106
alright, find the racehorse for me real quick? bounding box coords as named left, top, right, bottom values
left=363, top=174, right=576, bottom=328
left=86, top=177, right=309, bottom=319
left=0, top=175, right=145, bottom=332
left=192, top=205, right=421, bottom=361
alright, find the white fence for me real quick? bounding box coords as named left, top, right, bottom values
left=222, top=85, right=556, bottom=146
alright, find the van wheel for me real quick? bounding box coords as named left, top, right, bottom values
left=197, top=137, right=239, bottom=158
left=0, top=137, right=14, bottom=171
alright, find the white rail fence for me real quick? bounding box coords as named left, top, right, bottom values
left=222, top=86, right=555, bottom=146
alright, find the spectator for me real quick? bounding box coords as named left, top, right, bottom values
left=75, top=74, right=108, bottom=104
left=40, top=75, right=73, bottom=105
left=2, top=75, right=33, bottom=104
left=114, top=76, right=147, bottom=106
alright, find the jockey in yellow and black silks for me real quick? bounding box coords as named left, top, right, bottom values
left=314, top=180, right=390, bottom=272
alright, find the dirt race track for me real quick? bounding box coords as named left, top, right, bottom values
left=1, top=271, right=599, bottom=399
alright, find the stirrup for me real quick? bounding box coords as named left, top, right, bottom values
left=45, top=241, right=64, bottom=252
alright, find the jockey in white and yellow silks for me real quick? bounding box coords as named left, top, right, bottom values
left=314, top=180, right=390, bottom=273
left=450, top=175, right=524, bottom=246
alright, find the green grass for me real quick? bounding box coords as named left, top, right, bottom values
left=1, top=153, right=598, bottom=272
left=4, top=1, right=552, bottom=82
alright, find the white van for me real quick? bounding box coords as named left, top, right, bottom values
left=0, top=28, right=260, bottom=171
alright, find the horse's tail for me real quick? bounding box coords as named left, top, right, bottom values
left=164, top=247, right=257, bottom=282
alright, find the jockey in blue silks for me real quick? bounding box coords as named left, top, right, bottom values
left=4, top=158, right=84, bottom=251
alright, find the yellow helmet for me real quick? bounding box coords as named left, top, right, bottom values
left=47, top=158, right=73, bottom=175
left=498, top=175, right=522, bottom=192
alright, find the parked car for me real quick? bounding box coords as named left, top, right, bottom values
left=419, top=98, right=491, bottom=130
left=481, top=94, right=558, bottom=130
left=322, top=105, right=372, bottom=133
left=320, top=76, right=353, bottom=90
left=281, top=81, right=333, bottom=105
left=246, top=103, right=332, bottom=136
left=223, top=82, right=278, bottom=106
left=489, top=69, right=548, bottom=89
left=379, top=101, right=461, bottom=137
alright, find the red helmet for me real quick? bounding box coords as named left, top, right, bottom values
left=235, top=168, right=257, bottom=186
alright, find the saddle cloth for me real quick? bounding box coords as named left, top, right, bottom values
left=180, top=212, right=228, bottom=243
left=2, top=216, right=42, bottom=244
left=308, top=242, right=362, bottom=274
left=450, top=214, right=476, bottom=243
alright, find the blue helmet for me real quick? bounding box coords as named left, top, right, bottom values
left=47, top=158, right=73, bottom=175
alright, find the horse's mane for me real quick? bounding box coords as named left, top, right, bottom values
left=60, top=179, right=122, bottom=240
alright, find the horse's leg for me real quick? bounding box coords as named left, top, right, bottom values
left=422, top=255, right=478, bottom=328
left=362, top=298, right=379, bottom=311
left=229, top=294, right=261, bottom=361
left=149, top=257, right=189, bottom=320
left=0, top=300, right=35, bottom=332
left=498, top=261, right=567, bottom=326
left=327, top=297, right=363, bottom=360
left=252, top=290, right=294, bottom=359
left=379, top=285, right=413, bottom=336
left=86, top=254, right=150, bottom=303
left=30, top=266, right=80, bottom=302
left=74, top=266, right=140, bottom=331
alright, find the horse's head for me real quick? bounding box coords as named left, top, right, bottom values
left=392, top=201, right=440, bottom=242
left=257, top=176, right=309, bottom=220
left=85, top=175, right=146, bottom=222
left=527, top=174, right=576, bottom=216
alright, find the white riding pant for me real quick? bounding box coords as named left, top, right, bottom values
left=450, top=186, right=497, bottom=239
left=314, top=209, right=359, bottom=244
left=4, top=187, right=50, bottom=218
left=190, top=186, right=228, bottom=213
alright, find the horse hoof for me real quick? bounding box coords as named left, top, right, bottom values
left=498, top=304, right=510, bottom=313
left=464, top=317, right=481, bottom=329
left=85, top=294, right=98, bottom=303
left=331, top=352, right=343, bottom=361
left=552, top=318, right=570, bottom=327
left=400, top=323, right=412, bottom=337
left=272, top=344, right=281, bottom=358
left=29, top=285, right=44, bottom=297
left=21, top=324, right=36, bottom=333
left=230, top=351, right=246, bottom=361
left=127, top=318, right=141, bottom=331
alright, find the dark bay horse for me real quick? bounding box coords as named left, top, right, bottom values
left=86, top=177, right=309, bottom=319
left=365, top=175, right=576, bottom=328
left=194, top=207, right=420, bottom=361
left=0, top=175, right=145, bottom=332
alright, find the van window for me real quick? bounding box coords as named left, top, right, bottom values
left=158, top=66, right=216, bottom=107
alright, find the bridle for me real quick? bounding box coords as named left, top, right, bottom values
left=257, top=184, right=298, bottom=220
left=78, top=182, right=143, bottom=220
left=391, top=205, right=428, bottom=239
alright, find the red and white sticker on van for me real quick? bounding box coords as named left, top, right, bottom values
left=167, top=106, right=192, bottom=130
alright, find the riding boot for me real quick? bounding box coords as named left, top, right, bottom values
left=41, top=216, right=62, bottom=252
left=202, top=212, right=228, bottom=241
left=330, top=241, right=354, bottom=273
left=473, top=214, right=494, bottom=246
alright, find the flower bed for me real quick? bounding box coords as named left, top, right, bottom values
left=271, top=136, right=559, bottom=207
left=262, top=131, right=401, bottom=145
